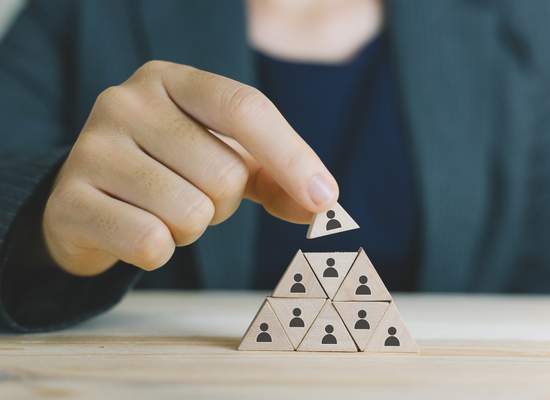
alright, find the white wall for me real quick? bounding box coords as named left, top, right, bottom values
left=0, top=0, right=26, bottom=41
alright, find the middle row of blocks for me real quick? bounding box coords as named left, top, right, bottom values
left=271, top=248, right=392, bottom=301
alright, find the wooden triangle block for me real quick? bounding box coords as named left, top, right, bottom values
left=333, top=248, right=392, bottom=302
left=306, top=202, right=359, bottom=239
left=267, top=297, right=326, bottom=349
left=238, top=299, right=294, bottom=351
left=272, top=250, right=326, bottom=299
left=363, top=302, right=419, bottom=353
left=303, top=252, right=358, bottom=299
left=333, top=301, right=390, bottom=351
left=297, top=300, right=357, bottom=352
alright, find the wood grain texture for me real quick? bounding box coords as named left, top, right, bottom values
left=238, top=300, right=294, bottom=351
left=303, top=252, right=358, bottom=299
left=306, top=202, right=359, bottom=239
left=272, top=250, right=326, bottom=299
left=297, top=300, right=357, bottom=352
left=333, top=301, right=390, bottom=351
left=333, top=248, right=392, bottom=302
left=267, top=297, right=325, bottom=348
left=363, top=302, right=419, bottom=353
left=1, top=292, right=549, bottom=399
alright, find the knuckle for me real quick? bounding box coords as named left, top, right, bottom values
left=223, top=85, right=269, bottom=125
left=75, top=132, right=109, bottom=158
left=171, top=192, right=215, bottom=246
left=133, top=222, right=173, bottom=270
left=91, top=86, right=140, bottom=127
left=95, top=86, right=131, bottom=112
left=88, top=85, right=153, bottom=137
left=138, top=60, right=170, bottom=77
left=282, top=145, right=307, bottom=170
left=70, top=133, right=119, bottom=176
left=211, top=155, right=249, bottom=204
left=126, top=60, right=179, bottom=98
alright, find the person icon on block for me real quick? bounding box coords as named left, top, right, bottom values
left=325, top=210, right=342, bottom=231
left=289, top=308, right=305, bottom=328
left=384, top=327, right=400, bottom=346
left=256, top=323, right=272, bottom=343
left=354, top=310, right=370, bottom=330
left=355, top=275, right=371, bottom=295
left=290, top=273, right=306, bottom=293
left=322, top=325, right=337, bottom=344
left=323, top=257, right=338, bottom=278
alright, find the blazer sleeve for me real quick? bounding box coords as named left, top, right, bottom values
left=0, top=0, right=142, bottom=333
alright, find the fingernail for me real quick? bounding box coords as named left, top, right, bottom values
left=308, top=175, right=335, bottom=207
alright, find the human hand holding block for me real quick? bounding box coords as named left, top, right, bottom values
left=42, top=62, right=338, bottom=276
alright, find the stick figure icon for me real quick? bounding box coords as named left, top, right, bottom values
left=289, top=308, right=305, bottom=328
left=323, top=257, right=338, bottom=278
left=354, top=310, right=370, bottom=330
left=384, top=327, right=400, bottom=346
left=321, top=325, right=337, bottom=344
left=256, top=323, right=272, bottom=343
left=355, top=275, right=371, bottom=295
left=325, top=210, right=342, bottom=231
left=290, top=273, right=306, bottom=293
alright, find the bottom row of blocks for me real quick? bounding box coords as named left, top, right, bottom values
left=238, top=297, right=418, bottom=352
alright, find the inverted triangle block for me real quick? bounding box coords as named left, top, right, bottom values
left=333, top=248, right=392, bottom=301
left=267, top=297, right=325, bottom=348
left=363, top=302, right=419, bottom=353
left=303, top=252, right=358, bottom=299
left=297, top=300, right=357, bottom=352
left=238, top=299, right=294, bottom=351
left=272, top=250, right=326, bottom=299
left=333, top=301, right=390, bottom=351
left=306, top=202, right=359, bottom=239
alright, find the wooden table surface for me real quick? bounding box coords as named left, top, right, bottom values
left=1, top=291, right=549, bottom=399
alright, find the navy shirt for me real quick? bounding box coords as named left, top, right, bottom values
left=253, top=34, right=419, bottom=291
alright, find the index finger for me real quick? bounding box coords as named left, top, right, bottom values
left=159, top=63, right=339, bottom=213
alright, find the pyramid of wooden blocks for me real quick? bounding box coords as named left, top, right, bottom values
left=238, top=202, right=419, bottom=353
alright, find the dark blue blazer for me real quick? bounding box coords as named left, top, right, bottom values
left=1, top=0, right=550, bottom=332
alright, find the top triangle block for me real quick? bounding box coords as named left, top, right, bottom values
left=303, top=252, right=357, bottom=299
left=307, top=202, right=359, bottom=239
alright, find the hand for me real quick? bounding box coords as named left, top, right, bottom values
left=43, top=61, right=338, bottom=276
